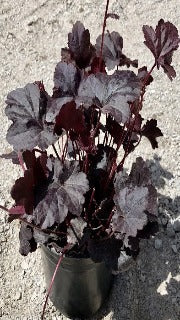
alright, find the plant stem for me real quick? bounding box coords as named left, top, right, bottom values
left=52, top=144, right=61, bottom=161
left=143, top=63, right=156, bottom=87
left=68, top=222, right=81, bottom=245
left=84, top=153, right=89, bottom=174
left=0, top=205, right=67, bottom=236
left=88, top=188, right=95, bottom=213
left=99, top=0, right=110, bottom=71
left=18, top=152, right=25, bottom=172
left=18, top=217, right=66, bottom=236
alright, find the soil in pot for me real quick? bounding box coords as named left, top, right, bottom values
left=41, top=245, right=113, bottom=319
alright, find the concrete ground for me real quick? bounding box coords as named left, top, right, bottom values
left=0, top=1, right=179, bottom=319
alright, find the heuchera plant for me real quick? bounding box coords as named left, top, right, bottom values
left=1, top=3, right=179, bottom=276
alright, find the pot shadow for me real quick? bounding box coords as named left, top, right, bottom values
left=84, top=154, right=179, bottom=320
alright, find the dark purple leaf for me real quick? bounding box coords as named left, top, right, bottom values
left=88, top=168, right=114, bottom=202
left=141, top=119, right=163, bottom=149
left=46, top=96, right=73, bottom=122
left=68, top=21, right=94, bottom=69
left=5, top=83, right=57, bottom=151
left=89, top=57, right=106, bottom=74
left=106, top=116, right=124, bottom=145
left=137, top=66, right=153, bottom=86
left=22, top=150, right=49, bottom=184
left=123, top=132, right=139, bottom=153
left=89, top=144, right=117, bottom=172
left=143, top=19, right=180, bottom=80
left=54, top=101, right=85, bottom=134
left=33, top=160, right=89, bottom=228
left=11, top=169, right=34, bottom=214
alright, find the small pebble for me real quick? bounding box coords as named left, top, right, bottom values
left=172, top=245, right=178, bottom=253
left=15, top=291, right=22, bottom=301
left=173, top=219, right=180, bottom=232
left=141, top=273, right=146, bottom=282
left=155, top=239, right=162, bottom=249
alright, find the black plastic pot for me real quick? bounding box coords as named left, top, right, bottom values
left=41, top=245, right=113, bottom=319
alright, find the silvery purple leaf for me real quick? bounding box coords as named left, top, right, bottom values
left=33, top=229, right=50, bottom=244
left=46, top=97, right=73, bottom=122
left=112, top=186, right=149, bottom=242
left=62, top=164, right=89, bottom=215
left=33, top=188, right=64, bottom=229
left=67, top=217, right=87, bottom=245
left=95, top=31, right=123, bottom=70
left=53, top=62, right=81, bottom=96
left=112, top=157, right=158, bottom=243
left=33, top=161, right=89, bottom=229
left=5, top=83, right=57, bottom=151
left=77, top=71, right=140, bottom=124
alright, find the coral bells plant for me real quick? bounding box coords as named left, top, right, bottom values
left=1, top=3, right=179, bottom=278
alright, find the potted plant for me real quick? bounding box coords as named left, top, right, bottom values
left=1, top=1, right=179, bottom=319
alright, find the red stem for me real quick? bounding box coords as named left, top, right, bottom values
left=41, top=245, right=70, bottom=320
left=18, top=152, right=25, bottom=172
left=99, top=0, right=110, bottom=71
left=88, top=188, right=95, bottom=212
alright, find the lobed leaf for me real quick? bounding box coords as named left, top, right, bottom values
left=77, top=71, right=140, bottom=124
left=95, top=31, right=123, bottom=70
left=112, top=157, right=158, bottom=243
left=95, top=31, right=138, bottom=70
left=143, top=19, right=180, bottom=80
left=53, top=62, right=81, bottom=96
left=5, top=83, right=57, bottom=151
left=54, top=100, right=85, bottom=134
left=33, top=161, right=89, bottom=229
left=68, top=21, right=94, bottom=69
left=141, top=119, right=163, bottom=149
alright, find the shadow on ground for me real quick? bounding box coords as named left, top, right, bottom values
left=86, top=155, right=180, bottom=320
